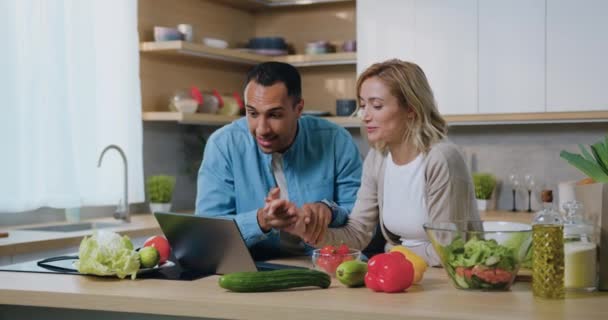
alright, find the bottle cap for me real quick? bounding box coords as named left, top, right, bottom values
left=541, top=190, right=553, bottom=203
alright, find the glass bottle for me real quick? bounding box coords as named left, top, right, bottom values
left=562, top=201, right=597, bottom=291
left=532, top=190, right=565, bottom=299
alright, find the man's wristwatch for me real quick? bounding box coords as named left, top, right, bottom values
left=319, top=199, right=339, bottom=223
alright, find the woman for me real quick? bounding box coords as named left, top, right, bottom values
left=300, top=59, right=479, bottom=265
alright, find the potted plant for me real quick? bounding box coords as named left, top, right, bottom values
left=473, top=173, right=497, bottom=211
left=146, top=175, right=176, bottom=213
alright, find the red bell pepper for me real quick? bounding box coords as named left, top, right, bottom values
left=364, top=252, right=414, bottom=293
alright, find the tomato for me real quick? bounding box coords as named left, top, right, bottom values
left=320, top=245, right=335, bottom=255
left=472, top=266, right=514, bottom=284
left=456, top=267, right=473, bottom=279
left=336, top=243, right=349, bottom=255
left=143, top=235, right=171, bottom=265
left=317, top=255, right=343, bottom=274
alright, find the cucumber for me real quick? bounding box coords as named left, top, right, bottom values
left=218, top=269, right=331, bottom=292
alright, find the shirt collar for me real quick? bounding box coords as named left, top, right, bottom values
left=256, top=118, right=302, bottom=167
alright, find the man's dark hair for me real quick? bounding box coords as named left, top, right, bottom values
left=244, top=61, right=302, bottom=103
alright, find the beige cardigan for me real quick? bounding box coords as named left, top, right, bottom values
left=320, top=141, right=480, bottom=249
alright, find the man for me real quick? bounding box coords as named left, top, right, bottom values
left=195, top=62, right=362, bottom=260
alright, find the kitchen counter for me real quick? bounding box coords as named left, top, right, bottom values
left=1, top=211, right=606, bottom=319
left=0, top=210, right=531, bottom=258
left=0, top=214, right=161, bottom=258
left=480, top=210, right=534, bottom=224
left=1, top=257, right=607, bottom=320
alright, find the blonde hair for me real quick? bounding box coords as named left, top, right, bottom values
left=356, top=59, right=447, bottom=153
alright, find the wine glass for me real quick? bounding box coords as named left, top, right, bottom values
left=524, top=174, right=536, bottom=212
left=508, top=173, right=521, bottom=212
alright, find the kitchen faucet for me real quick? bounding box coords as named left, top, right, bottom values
left=97, top=144, right=130, bottom=222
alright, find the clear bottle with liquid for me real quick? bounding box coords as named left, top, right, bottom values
left=562, top=201, right=597, bottom=291
left=532, top=190, right=565, bottom=299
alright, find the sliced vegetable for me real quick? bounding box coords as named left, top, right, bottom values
left=443, top=236, right=518, bottom=289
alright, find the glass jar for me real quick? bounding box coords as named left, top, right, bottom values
left=563, top=201, right=597, bottom=291
left=532, top=190, right=565, bottom=299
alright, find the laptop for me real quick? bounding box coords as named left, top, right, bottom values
left=153, top=212, right=306, bottom=277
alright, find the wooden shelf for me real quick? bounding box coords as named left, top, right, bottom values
left=140, top=41, right=266, bottom=65
left=275, top=52, right=356, bottom=67
left=140, top=41, right=356, bottom=67
left=443, top=111, right=608, bottom=125
left=143, top=111, right=608, bottom=127
left=143, top=112, right=239, bottom=126
left=214, top=0, right=353, bottom=11
left=142, top=112, right=360, bottom=127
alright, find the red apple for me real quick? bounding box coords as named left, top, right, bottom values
left=143, top=235, right=171, bottom=265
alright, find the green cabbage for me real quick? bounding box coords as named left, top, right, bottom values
left=75, top=230, right=140, bottom=279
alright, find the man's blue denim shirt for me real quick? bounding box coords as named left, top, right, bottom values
left=195, top=116, right=362, bottom=257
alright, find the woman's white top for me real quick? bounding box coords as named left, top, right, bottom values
left=383, top=152, right=440, bottom=266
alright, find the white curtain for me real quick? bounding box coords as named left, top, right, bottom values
left=0, top=0, right=144, bottom=212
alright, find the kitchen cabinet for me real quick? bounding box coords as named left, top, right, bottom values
left=357, top=0, right=608, bottom=122
left=139, top=0, right=358, bottom=127
left=546, top=0, right=608, bottom=112
left=357, top=0, right=477, bottom=116
left=356, top=0, right=415, bottom=74
left=413, top=0, right=478, bottom=115
left=478, top=0, right=545, bottom=114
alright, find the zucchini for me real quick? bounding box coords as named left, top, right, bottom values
left=218, top=269, right=331, bottom=292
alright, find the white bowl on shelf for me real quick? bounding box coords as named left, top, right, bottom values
left=173, top=99, right=198, bottom=114
left=202, top=37, right=228, bottom=49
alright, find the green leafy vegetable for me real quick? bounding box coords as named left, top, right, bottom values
left=472, top=173, right=496, bottom=200
left=146, top=175, right=176, bottom=203
left=75, top=230, right=140, bottom=279
left=560, top=135, right=608, bottom=183
left=441, top=236, right=520, bottom=289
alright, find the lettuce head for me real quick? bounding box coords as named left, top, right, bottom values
left=75, top=230, right=140, bottom=279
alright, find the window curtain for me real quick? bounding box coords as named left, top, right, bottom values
left=0, top=0, right=144, bottom=212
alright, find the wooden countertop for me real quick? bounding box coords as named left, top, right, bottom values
left=0, top=214, right=161, bottom=257
left=0, top=258, right=606, bottom=319
left=480, top=210, right=534, bottom=224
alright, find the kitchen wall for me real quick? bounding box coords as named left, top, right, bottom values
left=146, top=121, right=607, bottom=213
left=449, top=122, right=607, bottom=211
left=3, top=121, right=602, bottom=226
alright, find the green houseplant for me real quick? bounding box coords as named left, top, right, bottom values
left=473, top=173, right=497, bottom=211
left=560, top=135, right=608, bottom=183
left=146, top=175, right=176, bottom=213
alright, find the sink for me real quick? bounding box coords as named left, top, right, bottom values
left=19, top=222, right=122, bottom=233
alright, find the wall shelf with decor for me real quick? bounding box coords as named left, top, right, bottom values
left=142, top=112, right=361, bottom=128
left=140, top=41, right=356, bottom=67
left=139, top=0, right=357, bottom=118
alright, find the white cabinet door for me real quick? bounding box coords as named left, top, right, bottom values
left=478, top=0, right=545, bottom=114
left=413, top=0, right=478, bottom=115
left=357, top=0, right=415, bottom=75
left=547, top=0, right=608, bottom=111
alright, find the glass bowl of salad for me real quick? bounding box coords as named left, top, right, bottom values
left=424, top=220, right=532, bottom=291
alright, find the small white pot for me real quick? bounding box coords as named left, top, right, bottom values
left=149, top=202, right=172, bottom=213
left=477, top=199, right=489, bottom=211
